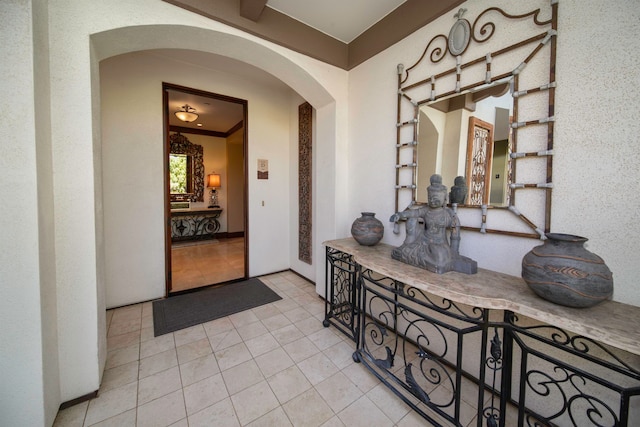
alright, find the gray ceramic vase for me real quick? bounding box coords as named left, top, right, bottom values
left=351, top=212, right=384, bottom=246
left=522, top=233, right=613, bottom=308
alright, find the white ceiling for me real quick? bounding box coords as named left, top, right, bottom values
left=266, top=0, right=407, bottom=43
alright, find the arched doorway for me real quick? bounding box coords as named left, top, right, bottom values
left=93, top=24, right=339, bottom=307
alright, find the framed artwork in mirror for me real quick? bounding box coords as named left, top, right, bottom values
left=466, top=116, right=494, bottom=206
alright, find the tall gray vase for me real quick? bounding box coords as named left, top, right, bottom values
left=351, top=212, right=384, bottom=246
left=522, top=233, right=613, bottom=308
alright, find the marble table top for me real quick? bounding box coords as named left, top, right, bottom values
left=325, top=238, right=640, bottom=357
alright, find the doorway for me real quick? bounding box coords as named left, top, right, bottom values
left=163, top=83, right=248, bottom=294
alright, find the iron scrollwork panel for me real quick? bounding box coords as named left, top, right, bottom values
left=324, top=246, right=359, bottom=342
left=323, top=246, right=640, bottom=426
left=171, top=212, right=221, bottom=241
left=354, top=268, right=503, bottom=426
left=507, top=313, right=640, bottom=427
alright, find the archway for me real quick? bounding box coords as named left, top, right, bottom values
left=92, top=25, right=335, bottom=109
left=92, top=24, right=339, bottom=306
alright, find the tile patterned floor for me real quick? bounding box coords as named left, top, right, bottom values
left=52, top=271, right=484, bottom=427
left=171, top=238, right=245, bottom=293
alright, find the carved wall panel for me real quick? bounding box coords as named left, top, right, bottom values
left=466, top=117, right=494, bottom=205
left=298, top=102, right=313, bottom=264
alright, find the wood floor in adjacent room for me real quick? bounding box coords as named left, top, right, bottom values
left=170, top=237, right=245, bottom=293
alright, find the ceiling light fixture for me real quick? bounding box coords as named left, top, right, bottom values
left=175, top=104, right=199, bottom=122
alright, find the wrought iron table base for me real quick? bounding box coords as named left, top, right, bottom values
left=171, top=209, right=222, bottom=242
left=324, top=245, right=640, bottom=427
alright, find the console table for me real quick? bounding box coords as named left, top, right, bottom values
left=170, top=208, right=222, bottom=242
left=324, top=238, right=640, bottom=426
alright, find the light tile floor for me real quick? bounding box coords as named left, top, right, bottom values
left=52, top=271, right=483, bottom=427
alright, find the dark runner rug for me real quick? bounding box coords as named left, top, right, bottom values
left=153, top=278, right=282, bottom=336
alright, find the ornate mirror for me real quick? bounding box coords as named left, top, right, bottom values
left=169, top=133, right=204, bottom=202
left=395, top=2, right=557, bottom=239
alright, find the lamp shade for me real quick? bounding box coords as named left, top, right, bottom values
left=207, top=174, right=221, bottom=188
left=175, top=104, right=199, bottom=123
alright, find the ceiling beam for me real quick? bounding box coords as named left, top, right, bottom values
left=162, top=0, right=463, bottom=70
left=349, top=0, right=465, bottom=69
left=163, top=0, right=348, bottom=68
left=239, top=0, right=267, bottom=22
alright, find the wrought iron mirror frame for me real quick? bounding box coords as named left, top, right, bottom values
left=169, top=133, right=205, bottom=202
left=395, top=1, right=558, bottom=239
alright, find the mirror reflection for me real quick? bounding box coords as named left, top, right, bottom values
left=417, top=79, right=513, bottom=207
left=169, top=154, right=193, bottom=195
left=169, top=133, right=204, bottom=202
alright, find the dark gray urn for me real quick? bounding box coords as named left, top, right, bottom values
left=351, top=212, right=384, bottom=246
left=522, top=233, right=613, bottom=308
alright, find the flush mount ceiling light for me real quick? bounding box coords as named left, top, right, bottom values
left=175, top=104, right=199, bottom=122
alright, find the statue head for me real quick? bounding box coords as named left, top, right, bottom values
left=427, top=174, right=447, bottom=208
left=449, top=176, right=468, bottom=204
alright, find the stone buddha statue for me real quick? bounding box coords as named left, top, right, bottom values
left=449, top=175, right=468, bottom=205
left=390, top=174, right=477, bottom=274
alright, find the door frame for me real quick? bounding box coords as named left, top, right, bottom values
left=162, top=82, right=249, bottom=295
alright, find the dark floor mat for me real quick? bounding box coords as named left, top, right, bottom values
left=153, top=278, right=282, bottom=336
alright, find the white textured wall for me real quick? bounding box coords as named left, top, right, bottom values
left=226, top=128, right=246, bottom=234
left=33, top=0, right=63, bottom=423
left=348, top=0, right=640, bottom=306
left=49, top=0, right=105, bottom=402
left=0, top=1, right=52, bottom=425
left=184, top=133, right=229, bottom=231
left=552, top=0, right=640, bottom=306
left=245, top=84, right=294, bottom=276
left=100, top=53, right=166, bottom=308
